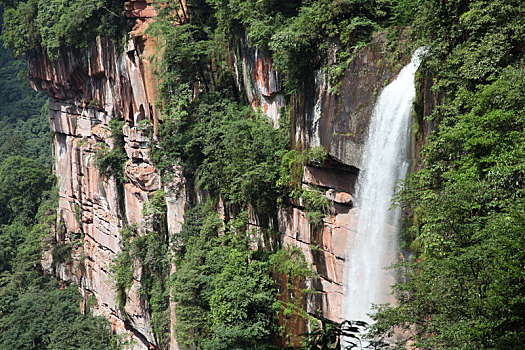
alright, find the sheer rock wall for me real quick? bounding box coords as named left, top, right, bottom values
left=29, top=2, right=179, bottom=348
left=237, top=33, right=436, bottom=324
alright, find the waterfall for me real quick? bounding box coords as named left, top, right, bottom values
left=342, top=48, right=425, bottom=333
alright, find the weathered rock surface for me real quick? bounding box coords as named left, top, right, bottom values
left=29, top=3, right=183, bottom=349
left=235, top=34, right=285, bottom=127
left=238, top=33, right=415, bottom=324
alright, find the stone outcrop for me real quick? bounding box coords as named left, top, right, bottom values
left=234, top=34, right=285, bottom=127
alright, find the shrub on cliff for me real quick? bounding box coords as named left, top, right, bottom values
left=172, top=207, right=284, bottom=350
left=153, top=92, right=288, bottom=215
left=95, top=119, right=128, bottom=183
left=1, top=0, right=126, bottom=57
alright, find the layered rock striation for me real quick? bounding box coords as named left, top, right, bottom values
left=29, top=2, right=174, bottom=348
left=235, top=32, right=433, bottom=323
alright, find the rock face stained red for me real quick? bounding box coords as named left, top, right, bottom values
left=235, top=33, right=418, bottom=324
left=29, top=4, right=184, bottom=349
left=30, top=3, right=437, bottom=347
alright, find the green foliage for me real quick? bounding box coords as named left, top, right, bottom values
left=270, top=247, right=317, bottom=344
left=207, top=0, right=396, bottom=93
left=301, top=189, right=332, bottom=227
left=409, top=0, right=524, bottom=92
left=51, top=241, right=72, bottom=264
left=171, top=207, right=223, bottom=350
left=0, top=286, right=115, bottom=350
left=153, top=92, right=288, bottom=214
left=0, top=39, right=50, bottom=167
left=278, top=146, right=327, bottom=193
left=301, top=319, right=386, bottom=350
left=270, top=246, right=315, bottom=283
left=0, top=156, right=118, bottom=349
left=172, top=205, right=317, bottom=349
left=111, top=224, right=137, bottom=312
left=207, top=249, right=277, bottom=349
left=276, top=146, right=331, bottom=226
left=1, top=0, right=127, bottom=58
left=132, top=228, right=171, bottom=349
left=112, top=191, right=172, bottom=348
left=268, top=0, right=384, bottom=93
left=95, top=119, right=128, bottom=183
left=0, top=156, right=53, bottom=225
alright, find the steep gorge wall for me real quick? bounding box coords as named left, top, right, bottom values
left=29, top=2, right=438, bottom=347
left=236, top=33, right=437, bottom=323
left=29, top=2, right=174, bottom=348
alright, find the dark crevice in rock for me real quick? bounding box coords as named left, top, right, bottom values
left=124, top=320, right=156, bottom=349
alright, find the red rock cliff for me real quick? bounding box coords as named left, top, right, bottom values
left=235, top=32, right=424, bottom=326
left=29, top=2, right=185, bottom=349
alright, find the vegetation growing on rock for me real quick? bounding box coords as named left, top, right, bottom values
left=0, top=0, right=126, bottom=58
left=370, top=0, right=525, bottom=348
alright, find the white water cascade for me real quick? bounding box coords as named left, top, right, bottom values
left=342, top=48, right=425, bottom=331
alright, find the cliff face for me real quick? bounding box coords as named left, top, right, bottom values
left=236, top=33, right=425, bottom=323
left=30, top=3, right=436, bottom=347
left=29, top=2, right=175, bottom=348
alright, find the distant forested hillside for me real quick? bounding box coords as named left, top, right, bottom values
left=0, top=38, right=49, bottom=166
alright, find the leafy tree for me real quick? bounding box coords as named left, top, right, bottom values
left=95, top=119, right=128, bottom=183
left=0, top=32, right=50, bottom=167
left=207, top=249, right=277, bottom=349
left=0, top=287, right=113, bottom=350
left=153, top=93, right=288, bottom=214
left=0, top=156, right=53, bottom=224
left=171, top=206, right=289, bottom=350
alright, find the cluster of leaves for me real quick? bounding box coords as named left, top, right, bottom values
left=152, top=92, right=289, bottom=215
left=277, top=147, right=331, bottom=226
left=301, top=319, right=387, bottom=350
left=148, top=3, right=344, bottom=347
left=208, top=0, right=415, bottom=93
left=171, top=205, right=317, bottom=350
left=0, top=33, right=50, bottom=167
left=95, top=119, right=128, bottom=184
left=301, top=188, right=332, bottom=227
left=111, top=224, right=137, bottom=312
left=370, top=0, right=525, bottom=347
left=138, top=190, right=171, bottom=349
left=0, top=0, right=127, bottom=58
left=278, top=147, right=327, bottom=192
left=409, top=0, right=524, bottom=92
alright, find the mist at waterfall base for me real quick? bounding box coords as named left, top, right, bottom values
left=341, top=48, right=425, bottom=347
